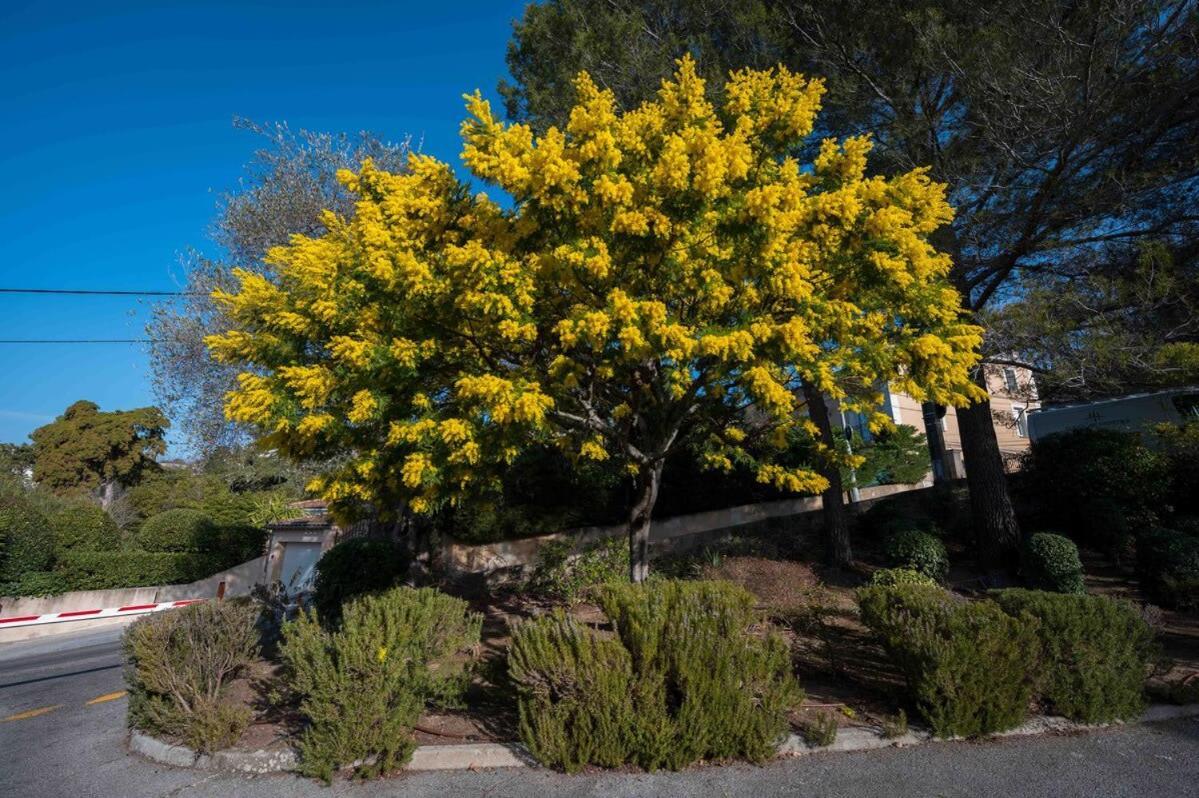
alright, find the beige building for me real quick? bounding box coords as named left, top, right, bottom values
left=835, top=364, right=1040, bottom=479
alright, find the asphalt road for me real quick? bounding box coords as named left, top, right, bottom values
left=2, top=628, right=1198, bottom=797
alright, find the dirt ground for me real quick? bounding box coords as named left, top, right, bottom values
left=213, top=545, right=1199, bottom=753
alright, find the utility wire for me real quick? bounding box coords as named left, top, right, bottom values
left=0, top=288, right=199, bottom=296
left=0, top=339, right=158, bottom=344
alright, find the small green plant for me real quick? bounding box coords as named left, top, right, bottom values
left=881, top=708, right=908, bottom=739
left=801, top=711, right=838, bottom=747
left=991, top=589, right=1155, bottom=723
left=858, top=584, right=1039, bottom=738
left=509, top=580, right=801, bottom=772
left=1022, top=533, right=1085, bottom=594
left=869, top=567, right=937, bottom=588
left=281, top=586, right=481, bottom=781
left=526, top=536, right=628, bottom=604
left=310, top=537, right=411, bottom=625
left=123, top=601, right=259, bottom=753
left=882, top=529, right=949, bottom=582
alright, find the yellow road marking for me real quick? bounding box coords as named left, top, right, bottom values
left=2, top=704, right=64, bottom=722
left=86, top=691, right=127, bottom=706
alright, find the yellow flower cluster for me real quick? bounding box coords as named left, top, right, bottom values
left=205, top=56, right=982, bottom=520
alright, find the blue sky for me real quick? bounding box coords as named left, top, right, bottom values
left=0, top=0, right=526, bottom=450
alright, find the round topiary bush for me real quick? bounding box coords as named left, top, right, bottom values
left=49, top=501, right=120, bottom=554
left=1022, top=532, right=1085, bottom=594
left=135, top=508, right=216, bottom=553
left=311, top=538, right=411, bottom=624
left=869, top=567, right=938, bottom=588
left=0, top=499, right=53, bottom=581
left=883, top=529, right=949, bottom=582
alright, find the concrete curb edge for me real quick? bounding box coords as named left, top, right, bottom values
left=130, top=702, right=1199, bottom=775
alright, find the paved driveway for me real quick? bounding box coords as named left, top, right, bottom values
left=3, top=628, right=1197, bottom=797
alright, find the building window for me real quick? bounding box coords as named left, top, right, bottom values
left=1003, top=367, right=1019, bottom=394
left=1012, top=404, right=1028, bottom=438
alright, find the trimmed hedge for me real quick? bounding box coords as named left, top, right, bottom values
left=311, top=538, right=411, bottom=624
left=883, top=529, right=949, bottom=581
left=0, top=499, right=52, bottom=580
left=281, top=587, right=481, bottom=781
left=135, top=508, right=216, bottom=553
left=49, top=501, right=120, bottom=554
left=56, top=550, right=220, bottom=590
left=1022, top=533, right=1085, bottom=594
left=508, top=580, right=801, bottom=772
left=991, top=589, right=1155, bottom=723
left=858, top=584, right=1039, bottom=738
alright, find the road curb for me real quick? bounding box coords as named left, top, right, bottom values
left=130, top=702, right=1199, bottom=775
left=128, top=731, right=532, bottom=774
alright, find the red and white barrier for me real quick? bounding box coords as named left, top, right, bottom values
left=0, top=599, right=206, bottom=629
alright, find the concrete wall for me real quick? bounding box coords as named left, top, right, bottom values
left=0, top=556, right=266, bottom=645
left=440, top=480, right=931, bottom=584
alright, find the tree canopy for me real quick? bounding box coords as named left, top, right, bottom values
left=499, top=0, right=1199, bottom=564
left=30, top=401, right=168, bottom=504
left=207, top=59, right=982, bottom=580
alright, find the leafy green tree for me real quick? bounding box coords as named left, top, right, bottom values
left=148, top=120, right=411, bottom=454
left=501, top=0, right=1199, bottom=567
left=30, top=401, right=168, bottom=508
left=987, top=241, right=1199, bottom=402
left=0, top=443, right=34, bottom=483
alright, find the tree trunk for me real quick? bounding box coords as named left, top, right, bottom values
left=921, top=401, right=950, bottom=485
left=99, top=480, right=118, bottom=511
left=628, top=460, right=664, bottom=583
left=803, top=384, right=852, bottom=567
left=957, top=369, right=1022, bottom=569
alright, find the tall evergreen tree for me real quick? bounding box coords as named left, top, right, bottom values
left=501, top=0, right=1199, bottom=565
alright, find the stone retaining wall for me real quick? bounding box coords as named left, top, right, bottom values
left=440, top=480, right=933, bottom=584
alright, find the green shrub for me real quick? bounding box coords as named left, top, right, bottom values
left=1137, top=528, right=1199, bottom=610
left=0, top=570, right=70, bottom=597
left=280, top=587, right=481, bottom=781
left=1020, top=428, right=1168, bottom=553
left=1154, top=421, right=1199, bottom=516
left=991, top=589, right=1155, bottom=723
left=506, top=611, right=637, bottom=772
left=0, top=499, right=52, bottom=580
left=57, top=550, right=219, bottom=589
left=509, top=580, right=801, bottom=772
left=48, top=501, right=120, bottom=554
left=311, top=538, right=411, bottom=625
left=136, top=508, right=216, bottom=552
left=1022, top=533, right=1085, bottom=594
left=869, top=567, right=937, bottom=588
left=526, top=536, right=628, bottom=603
left=195, top=523, right=266, bottom=565
left=857, top=584, right=1039, bottom=738
left=882, top=529, right=948, bottom=581
left=124, top=601, right=259, bottom=753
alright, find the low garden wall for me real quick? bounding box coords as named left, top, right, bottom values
left=440, top=480, right=932, bottom=583
left=0, top=555, right=266, bottom=644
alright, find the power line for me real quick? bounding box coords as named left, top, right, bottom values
left=0, top=339, right=157, bottom=344
left=0, top=288, right=200, bottom=296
